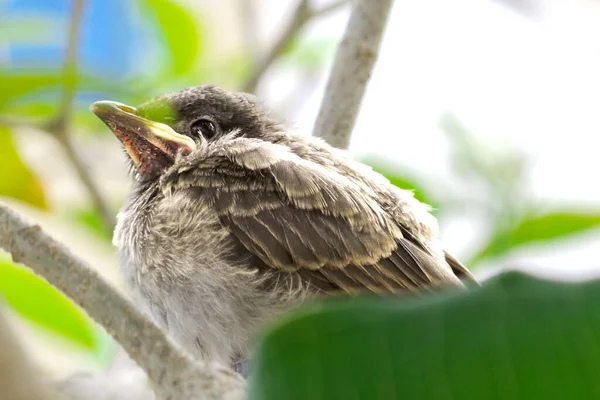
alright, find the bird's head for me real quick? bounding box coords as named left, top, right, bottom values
left=90, top=85, right=283, bottom=183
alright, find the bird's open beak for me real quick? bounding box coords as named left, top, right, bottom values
left=90, top=101, right=196, bottom=176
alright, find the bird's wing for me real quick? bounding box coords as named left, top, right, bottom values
left=444, top=251, right=476, bottom=282
left=176, top=137, right=465, bottom=294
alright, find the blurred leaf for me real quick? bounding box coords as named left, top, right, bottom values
left=281, top=37, right=337, bottom=70
left=250, top=272, right=600, bottom=400
left=71, top=208, right=112, bottom=241
left=0, top=126, right=46, bottom=208
left=1, top=101, right=56, bottom=119
left=0, top=259, right=97, bottom=350
left=281, top=35, right=300, bottom=57
left=386, top=175, right=433, bottom=206
left=440, top=113, right=531, bottom=231
left=362, top=158, right=436, bottom=207
left=141, top=0, right=203, bottom=76
left=440, top=113, right=528, bottom=190
left=206, top=54, right=252, bottom=88
left=472, top=211, right=600, bottom=263
left=0, top=72, right=141, bottom=114
left=0, top=73, right=61, bottom=108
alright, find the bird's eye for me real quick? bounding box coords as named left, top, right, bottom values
left=190, top=118, right=217, bottom=139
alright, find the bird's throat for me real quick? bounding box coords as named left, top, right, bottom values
left=108, top=122, right=175, bottom=178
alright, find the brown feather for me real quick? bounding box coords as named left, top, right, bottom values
left=445, top=251, right=477, bottom=283
left=179, top=135, right=469, bottom=294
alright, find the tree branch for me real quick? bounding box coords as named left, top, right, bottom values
left=241, top=0, right=350, bottom=93
left=0, top=203, right=245, bottom=400
left=0, top=305, right=59, bottom=400
left=312, top=0, right=393, bottom=149
left=46, top=0, right=116, bottom=231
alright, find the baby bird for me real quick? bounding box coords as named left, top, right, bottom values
left=91, top=85, right=474, bottom=369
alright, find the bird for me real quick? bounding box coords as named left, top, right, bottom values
left=90, top=85, right=475, bottom=371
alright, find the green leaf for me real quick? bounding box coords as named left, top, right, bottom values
left=0, top=259, right=97, bottom=349
left=386, top=174, right=433, bottom=206
left=0, top=127, right=47, bottom=208
left=362, top=158, right=436, bottom=207
left=472, top=211, right=600, bottom=263
left=141, top=0, right=203, bottom=76
left=0, top=73, right=61, bottom=108
left=249, top=272, right=600, bottom=399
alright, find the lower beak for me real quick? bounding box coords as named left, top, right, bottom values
left=90, top=101, right=196, bottom=176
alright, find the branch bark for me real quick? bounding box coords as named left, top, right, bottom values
left=312, top=0, right=393, bottom=149
left=0, top=203, right=245, bottom=400
left=46, top=0, right=116, bottom=231
left=241, top=0, right=350, bottom=94
left=0, top=305, right=59, bottom=400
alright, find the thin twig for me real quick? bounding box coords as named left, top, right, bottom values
left=46, top=0, right=116, bottom=231
left=57, top=0, right=82, bottom=122
left=241, top=0, right=350, bottom=93
left=0, top=203, right=245, bottom=400
left=53, top=133, right=116, bottom=231
left=0, top=305, right=59, bottom=400
left=312, top=0, right=393, bottom=149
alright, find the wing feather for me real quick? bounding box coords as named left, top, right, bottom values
left=174, top=136, right=470, bottom=293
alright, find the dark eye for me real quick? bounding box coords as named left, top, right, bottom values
left=190, top=118, right=217, bottom=139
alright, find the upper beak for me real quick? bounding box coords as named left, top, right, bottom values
left=90, top=101, right=196, bottom=175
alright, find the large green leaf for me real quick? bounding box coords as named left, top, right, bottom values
left=141, top=0, right=203, bottom=76
left=472, top=211, right=600, bottom=263
left=0, top=259, right=97, bottom=349
left=0, top=127, right=46, bottom=208
left=249, top=272, right=600, bottom=399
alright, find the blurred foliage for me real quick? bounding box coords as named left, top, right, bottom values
left=363, top=157, right=437, bottom=207
left=250, top=272, right=600, bottom=399
left=0, top=126, right=46, bottom=208
left=281, top=37, right=338, bottom=71
left=472, top=211, right=600, bottom=263
left=71, top=207, right=113, bottom=241
left=140, top=0, right=204, bottom=77
left=0, top=73, right=62, bottom=108
left=440, top=114, right=600, bottom=267
left=0, top=258, right=98, bottom=350
left=441, top=113, right=530, bottom=225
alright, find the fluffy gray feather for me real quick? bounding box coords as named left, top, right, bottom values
left=92, top=85, right=475, bottom=370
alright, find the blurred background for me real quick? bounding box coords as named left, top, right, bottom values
left=1, top=0, right=600, bottom=384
